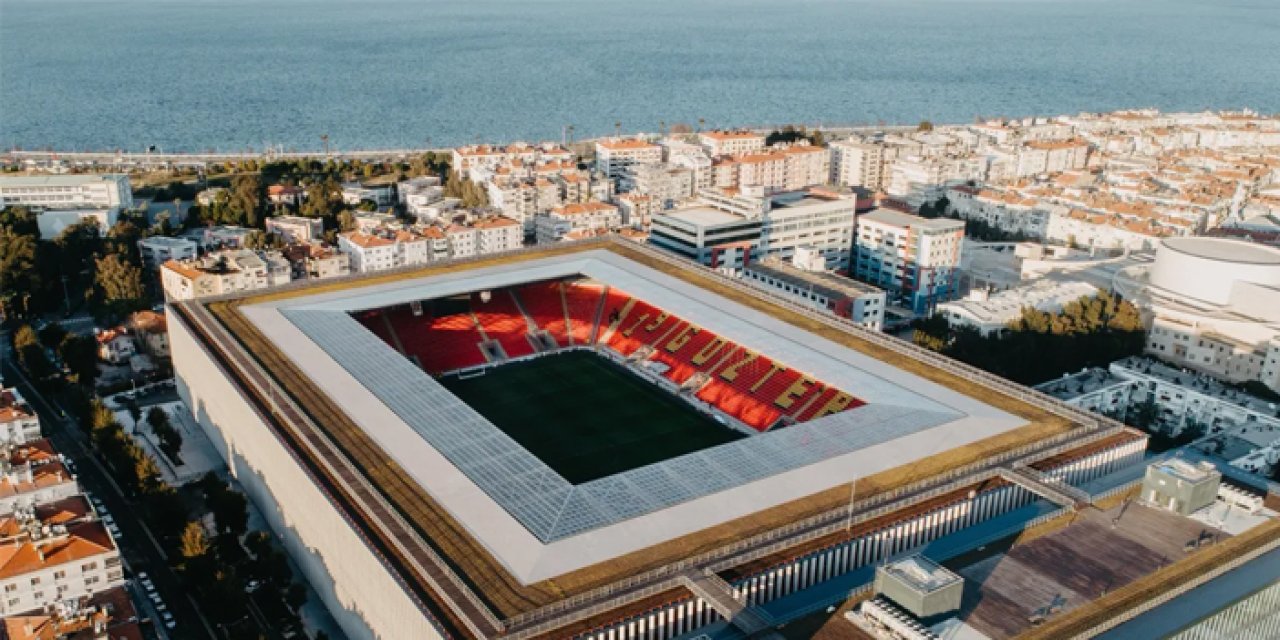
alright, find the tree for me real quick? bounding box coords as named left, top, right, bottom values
left=228, top=174, right=264, bottom=227
left=180, top=521, right=210, bottom=560
left=0, top=228, right=40, bottom=320
left=37, top=322, right=68, bottom=349
left=286, top=583, right=308, bottom=610
left=147, top=407, right=183, bottom=462
left=58, top=334, right=99, bottom=387
left=93, top=254, right=145, bottom=315
left=917, top=120, right=935, bottom=132
left=12, top=325, right=53, bottom=379
left=0, top=206, right=39, bottom=236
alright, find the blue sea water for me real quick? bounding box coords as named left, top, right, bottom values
left=1, top=0, right=1277, bottom=152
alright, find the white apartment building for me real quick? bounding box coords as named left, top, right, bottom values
left=0, top=514, right=124, bottom=617
left=742, top=254, right=886, bottom=330
left=0, top=175, right=133, bottom=213
left=398, top=177, right=445, bottom=219
left=341, top=183, right=395, bottom=207
left=698, top=131, right=766, bottom=157
left=445, top=225, right=477, bottom=259
left=1014, top=139, right=1090, bottom=177
left=650, top=187, right=857, bottom=271
left=620, top=164, right=697, bottom=209
left=338, top=229, right=430, bottom=273
left=451, top=143, right=574, bottom=179
left=595, top=138, right=662, bottom=180
left=829, top=139, right=887, bottom=190
left=265, top=215, right=325, bottom=244
left=733, top=145, right=830, bottom=193
left=487, top=177, right=562, bottom=233
left=282, top=242, right=352, bottom=280
left=854, top=208, right=965, bottom=314
left=135, top=236, right=198, bottom=270
left=936, top=280, right=1099, bottom=336
left=160, top=249, right=292, bottom=301
left=535, top=202, right=621, bottom=244
left=0, top=389, right=40, bottom=446
left=0, top=441, right=78, bottom=515
left=473, top=217, right=523, bottom=254
left=615, top=193, right=659, bottom=228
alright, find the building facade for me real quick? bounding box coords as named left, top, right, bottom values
left=854, top=208, right=965, bottom=314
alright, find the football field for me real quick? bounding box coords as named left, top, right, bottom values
left=441, top=350, right=743, bottom=484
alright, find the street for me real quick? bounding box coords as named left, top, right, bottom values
left=1, top=334, right=217, bottom=640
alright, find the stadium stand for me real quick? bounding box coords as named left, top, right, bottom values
left=563, top=282, right=607, bottom=345
left=516, top=282, right=572, bottom=346
left=374, top=304, right=489, bottom=374
left=472, top=291, right=535, bottom=358
left=358, top=279, right=864, bottom=428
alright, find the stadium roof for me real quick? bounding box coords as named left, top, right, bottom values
left=237, top=246, right=1025, bottom=583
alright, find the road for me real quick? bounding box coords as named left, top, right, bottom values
left=0, top=334, right=217, bottom=640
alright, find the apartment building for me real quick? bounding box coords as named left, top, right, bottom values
left=472, top=216, right=524, bottom=254
left=854, top=208, right=965, bottom=314
left=936, top=280, right=1099, bottom=336
left=487, top=177, right=562, bottom=233
left=650, top=187, right=857, bottom=271
left=742, top=254, right=886, bottom=330
left=135, top=236, right=198, bottom=270
left=338, top=229, right=430, bottom=273
left=698, top=131, right=766, bottom=157
left=451, top=143, right=574, bottom=179
left=160, top=249, right=292, bottom=301
left=341, top=182, right=395, bottom=207
left=0, top=440, right=78, bottom=515
left=0, top=390, right=40, bottom=447
left=93, top=328, right=135, bottom=366
left=0, top=175, right=133, bottom=213
left=0, top=499, right=124, bottom=617
left=278, top=242, right=351, bottom=281
left=1014, top=139, right=1090, bottom=177
left=398, top=176, right=444, bottom=220
left=595, top=138, right=662, bottom=180
left=829, top=139, right=887, bottom=190
left=265, top=215, right=325, bottom=244
left=734, top=145, right=830, bottom=192
left=619, top=164, right=697, bottom=208
left=125, top=310, right=170, bottom=359
left=615, top=193, right=659, bottom=228
left=535, top=202, right=621, bottom=244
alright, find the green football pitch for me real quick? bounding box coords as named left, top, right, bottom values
left=440, top=350, right=745, bottom=484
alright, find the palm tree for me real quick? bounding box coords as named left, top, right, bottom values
left=698, top=118, right=706, bottom=132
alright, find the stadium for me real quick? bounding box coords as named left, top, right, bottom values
left=168, top=238, right=1143, bottom=640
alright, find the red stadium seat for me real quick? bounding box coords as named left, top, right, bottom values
left=472, top=292, right=534, bottom=359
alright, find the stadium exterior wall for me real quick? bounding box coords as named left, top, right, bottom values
left=170, top=311, right=445, bottom=640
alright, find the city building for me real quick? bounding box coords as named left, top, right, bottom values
left=872, top=555, right=964, bottom=619
left=741, top=253, right=886, bottom=330
left=0, top=175, right=133, bottom=213
left=1140, top=459, right=1221, bottom=516
left=398, top=176, right=445, bottom=220
left=282, top=242, right=352, bottom=281
left=935, top=280, right=1098, bottom=336
left=733, top=145, right=830, bottom=193
left=472, top=216, right=523, bottom=255
left=125, top=310, right=169, bottom=360
left=0, top=440, right=78, bottom=514
left=266, top=184, right=304, bottom=207
left=1114, top=237, right=1280, bottom=392
left=180, top=225, right=254, bottom=251
left=854, top=208, right=965, bottom=313
left=337, top=229, right=430, bottom=273
left=697, top=131, right=765, bottom=157
left=93, top=328, right=135, bottom=365
left=0, top=498, right=124, bottom=617
left=535, top=202, right=621, bottom=244
left=829, top=139, right=886, bottom=190
left=135, top=236, right=198, bottom=270
left=160, top=249, right=293, bottom=301
left=0, top=389, right=40, bottom=446
left=649, top=187, right=857, bottom=271
left=1, top=585, right=142, bottom=640
left=265, top=215, right=324, bottom=244
left=340, top=182, right=395, bottom=207
left=595, top=138, right=662, bottom=180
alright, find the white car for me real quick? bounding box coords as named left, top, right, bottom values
left=161, top=612, right=176, bottom=629
left=149, top=592, right=162, bottom=604
left=141, top=580, right=156, bottom=592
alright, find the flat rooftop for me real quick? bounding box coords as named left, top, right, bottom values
left=658, top=205, right=748, bottom=227
left=1152, top=459, right=1220, bottom=484
left=192, top=238, right=1083, bottom=623
left=882, top=555, right=962, bottom=593
left=746, top=258, right=883, bottom=299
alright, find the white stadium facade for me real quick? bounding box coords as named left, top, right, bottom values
left=170, top=237, right=1145, bottom=639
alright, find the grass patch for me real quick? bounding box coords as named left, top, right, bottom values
left=441, top=351, right=742, bottom=484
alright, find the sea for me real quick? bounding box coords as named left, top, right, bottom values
left=1, top=0, right=1278, bottom=152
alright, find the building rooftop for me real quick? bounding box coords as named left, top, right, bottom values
left=860, top=207, right=965, bottom=230
left=1162, top=236, right=1280, bottom=265
left=745, top=257, right=882, bottom=299
left=659, top=205, right=748, bottom=227
left=0, top=174, right=126, bottom=187
left=1152, top=458, right=1220, bottom=484
left=881, top=555, right=962, bottom=593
